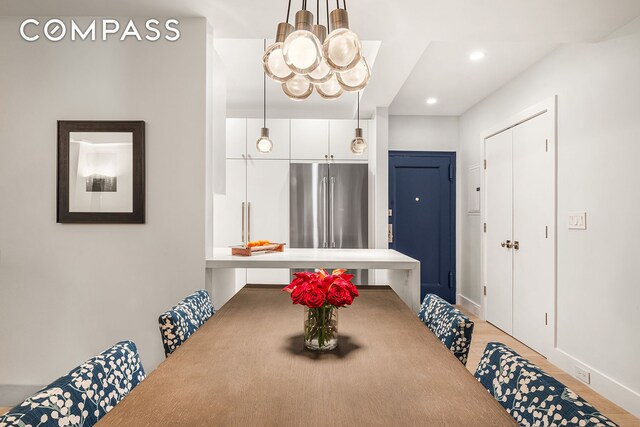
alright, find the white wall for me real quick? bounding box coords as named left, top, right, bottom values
left=389, top=115, right=458, bottom=152
left=0, top=17, right=211, bottom=401
left=459, top=18, right=640, bottom=415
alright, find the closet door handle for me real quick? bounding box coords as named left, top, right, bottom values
left=241, top=202, right=246, bottom=245
left=513, top=240, right=520, bottom=250
left=501, top=240, right=513, bottom=249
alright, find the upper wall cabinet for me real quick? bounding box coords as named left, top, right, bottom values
left=226, top=118, right=246, bottom=159
left=246, top=119, right=290, bottom=160
left=290, top=119, right=330, bottom=160
left=330, top=120, right=369, bottom=161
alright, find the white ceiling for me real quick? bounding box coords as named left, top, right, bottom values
left=2, top=0, right=640, bottom=118
left=389, top=41, right=559, bottom=116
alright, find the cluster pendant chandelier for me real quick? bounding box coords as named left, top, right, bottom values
left=263, top=0, right=371, bottom=101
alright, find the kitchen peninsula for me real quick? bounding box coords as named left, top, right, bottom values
left=206, top=248, right=421, bottom=312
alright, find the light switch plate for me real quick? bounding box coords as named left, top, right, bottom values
left=568, top=212, right=587, bottom=230
left=575, top=366, right=591, bottom=384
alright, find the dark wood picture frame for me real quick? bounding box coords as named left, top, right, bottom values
left=57, top=120, right=145, bottom=224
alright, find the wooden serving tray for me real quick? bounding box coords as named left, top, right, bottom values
left=231, top=243, right=286, bottom=256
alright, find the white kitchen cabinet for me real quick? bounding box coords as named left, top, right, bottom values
left=226, top=118, right=246, bottom=159
left=246, top=159, right=291, bottom=284
left=330, top=120, right=369, bottom=161
left=246, top=119, right=290, bottom=160
left=290, top=119, right=330, bottom=160
left=213, top=158, right=247, bottom=290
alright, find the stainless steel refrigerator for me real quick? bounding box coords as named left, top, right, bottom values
left=290, top=163, right=368, bottom=284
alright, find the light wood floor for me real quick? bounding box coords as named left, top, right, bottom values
left=0, top=407, right=9, bottom=416
left=459, top=307, right=640, bottom=427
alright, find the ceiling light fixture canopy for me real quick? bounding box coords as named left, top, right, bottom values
left=264, top=0, right=370, bottom=101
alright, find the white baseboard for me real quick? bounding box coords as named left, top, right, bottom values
left=0, top=384, right=44, bottom=406
left=456, top=293, right=481, bottom=317
left=548, top=348, right=640, bottom=418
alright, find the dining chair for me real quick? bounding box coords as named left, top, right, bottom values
left=418, top=294, right=474, bottom=365
left=158, top=289, right=215, bottom=357
left=475, top=342, right=617, bottom=426
left=0, top=341, right=145, bottom=427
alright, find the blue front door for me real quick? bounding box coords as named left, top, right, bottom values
left=389, top=151, right=456, bottom=304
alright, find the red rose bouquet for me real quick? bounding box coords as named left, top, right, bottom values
left=283, top=269, right=359, bottom=350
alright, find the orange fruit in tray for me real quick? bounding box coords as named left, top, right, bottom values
left=247, top=240, right=271, bottom=248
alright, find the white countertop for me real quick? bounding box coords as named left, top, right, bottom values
left=206, top=248, right=419, bottom=269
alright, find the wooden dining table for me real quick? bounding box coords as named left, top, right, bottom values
left=99, top=286, right=517, bottom=426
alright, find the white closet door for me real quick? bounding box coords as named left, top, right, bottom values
left=290, top=119, right=329, bottom=160
left=246, top=159, right=291, bottom=285
left=226, top=119, right=247, bottom=159
left=213, top=159, right=247, bottom=290
left=512, top=112, right=555, bottom=355
left=485, top=130, right=514, bottom=334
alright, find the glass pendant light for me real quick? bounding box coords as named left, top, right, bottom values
left=283, top=4, right=323, bottom=75
left=283, top=74, right=313, bottom=100
left=257, top=39, right=274, bottom=153
left=350, top=92, right=367, bottom=154
left=307, top=2, right=332, bottom=84
left=337, top=57, right=370, bottom=92
left=323, top=4, right=362, bottom=72
left=315, top=73, right=343, bottom=99
left=263, top=23, right=295, bottom=83
left=263, top=1, right=295, bottom=82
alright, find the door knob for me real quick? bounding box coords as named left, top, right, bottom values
left=500, top=240, right=513, bottom=249
left=513, top=241, right=520, bottom=250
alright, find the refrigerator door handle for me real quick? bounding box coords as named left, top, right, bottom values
left=330, top=176, right=336, bottom=248
left=322, top=177, right=328, bottom=248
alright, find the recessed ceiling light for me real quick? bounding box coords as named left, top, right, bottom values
left=426, top=97, right=438, bottom=105
left=469, top=51, right=485, bottom=61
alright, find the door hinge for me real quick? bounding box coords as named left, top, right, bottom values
left=483, top=286, right=487, bottom=296
left=484, top=159, right=487, bottom=169
left=483, top=223, right=487, bottom=233
left=448, top=272, right=453, bottom=289
left=545, top=312, right=548, bottom=325
left=388, top=224, right=393, bottom=243
left=448, top=164, right=454, bottom=181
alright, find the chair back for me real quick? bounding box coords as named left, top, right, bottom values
left=418, top=294, right=474, bottom=365
left=159, top=289, right=215, bottom=357
left=475, top=342, right=617, bottom=427
left=0, top=341, right=145, bottom=427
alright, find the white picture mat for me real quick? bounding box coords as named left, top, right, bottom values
left=68, top=132, right=134, bottom=213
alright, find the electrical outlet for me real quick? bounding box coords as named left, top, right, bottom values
left=568, top=212, right=587, bottom=230
left=575, top=366, right=591, bottom=384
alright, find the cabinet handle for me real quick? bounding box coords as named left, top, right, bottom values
left=330, top=155, right=334, bottom=159
left=247, top=202, right=251, bottom=243
left=325, top=154, right=329, bottom=160
left=241, top=202, right=246, bottom=245
left=513, top=240, right=520, bottom=250
left=500, top=240, right=513, bottom=249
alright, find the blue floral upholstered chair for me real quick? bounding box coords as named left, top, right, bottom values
left=474, top=342, right=618, bottom=427
left=158, top=289, right=215, bottom=357
left=0, top=341, right=145, bottom=427
left=418, top=293, right=474, bottom=365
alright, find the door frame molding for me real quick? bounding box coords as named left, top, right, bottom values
left=388, top=150, right=457, bottom=303
left=480, top=96, right=557, bottom=349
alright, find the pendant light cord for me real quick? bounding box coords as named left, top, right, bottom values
left=286, top=0, right=292, bottom=23
left=326, top=0, right=330, bottom=29
left=357, top=92, right=360, bottom=128
left=343, top=0, right=347, bottom=11
left=317, top=0, right=320, bottom=24
left=263, top=38, right=267, bottom=129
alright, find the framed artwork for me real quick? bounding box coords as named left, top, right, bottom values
left=57, top=120, right=145, bottom=223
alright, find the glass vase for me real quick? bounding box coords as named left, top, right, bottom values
left=304, top=305, right=338, bottom=351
